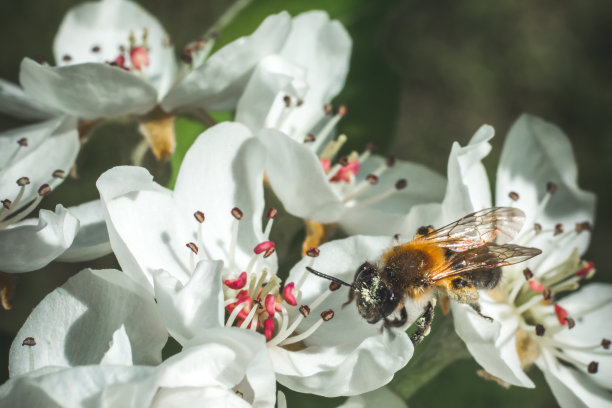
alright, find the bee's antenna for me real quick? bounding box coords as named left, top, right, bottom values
left=305, top=267, right=354, bottom=288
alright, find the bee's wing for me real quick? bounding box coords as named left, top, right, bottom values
left=422, top=207, right=526, bottom=252
left=428, top=244, right=542, bottom=282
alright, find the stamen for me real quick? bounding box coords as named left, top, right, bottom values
left=535, top=324, right=545, bottom=336
left=602, top=339, right=611, bottom=350
left=320, top=134, right=348, bottom=161
left=508, top=191, right=519, bottom=201
left=546, top=182, right=558, bottom=194
left=554, top=304, right=569, bottom=326
left=17, top=138, right=28, bottom=147
left=299, top=305, right=310, bottom=317
left=0, top=182, right=49, bottom=228
left=228, top=207, right=242, bottom=270
left=186, top=242, right=198, bottom=272
left=575, top=222, right=592, bottom=233
left=311, top=105, right=347, bottom=153
left=92, top=45, right=101, bottom=53
left=224, top=272, right=247, bottom=290
left=264, top=316, right=275, bottom=340
left=528, top=280, right=545, bottom=293
left=52, top=170, right=66, bottom=179
left=193, top=210, right=205, bottom=223
left=239, top=302, right=259, bottom=330
left=352, top=181, right=405, bottom=208
left=265, top=294, right=277, bottom=316
left=534, top=223, right=542, bottom=234
left=254, top=241, right=275, bottom=255
left=279, top=309, right=334, bottom=346
left=186, top=242, right=198, bottom=254
left=554, top=223, right=564, bottom=236
left=282, top=283, right=297, bottom=306
left=304, top=134, right=316, bottom=143
left=588, top=361, right=599, bottom=374
left=22, top=337, right=36, bottom=373
left=523, top=268, right=534, bottom=280
left=225, top=302, right=246, bottom=327
left=263, top=207, right=277, bottom=239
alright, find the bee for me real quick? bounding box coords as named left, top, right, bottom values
left=306, top=207, right=542, bottom=345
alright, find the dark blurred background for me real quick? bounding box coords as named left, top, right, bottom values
left=1, top=0, right=610, bottom=406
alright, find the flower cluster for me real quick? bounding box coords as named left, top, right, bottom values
left=0, top=1, right=610, bottom=407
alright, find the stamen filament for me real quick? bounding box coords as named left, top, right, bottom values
left=226, top=302, right=246, bottom=327
left=516, top=294, right=544, bottom=315
left=351, top=187, right=396, bottom=208
left=280, top=317, right=324, bottom=346
left=0, top=185, right=26, bottom=223
left=0, top=194, right=43, bottom=228
left=239, top=304, right=259, bottom=329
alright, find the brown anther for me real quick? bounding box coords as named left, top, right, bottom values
left=365, top=142, right=376, bottom=152
left=119, top=45, right=126, bottom=53
left=17, top=177, right=30, bottom=186
left=575, top=222, right=592, bottom=233
left=321, top=309, right=334, bottom=321
left=338, top=156, right=349, bottom=166
left=180, top=50, right=193, bottom=64
left=296, top=99, right=304, bottom=107
left=304, top=134, right=316, bottom=143
left=601, top=339, right=610, bottom=349
left=263, top=247, right=275, bottom=258
left=554, top=223, right=564, bottom=236
left=523, top=268, right=534, bottom=280
left=22, top=337, right=36, bottom=347
left=535, top=324, right=545, bottom=336
left=52, top=169, right=66, bottom=179
left=38, top=184, right=51, bottom=196
left=62, top=54, right=72, bottom=62
left=546, top=181, right=558, bottom=194
left=542, top=289, right=552, bottom=300
left=193, top=211, right=205, bottom=223
left=235, top=390, right=244, bottom=398
left=534, top=223, right=542, bottom=234
left=283, top=95, right=291, bottom=107
left=91, top=45, right=101, bottom=53
left=306, top=247, right=320, bottom=257
left=17, top=138, right=28, bottom=147
left=266, top=208, right=278, bottom=219
left=395, top=179, right=407, bottom=190
left=329, top=281, right=341, bottom=291
left=1, top=199, right=10, bottom=210
left=324, top=104, right=332, bottom=115
left=386, top=155, right=396, bottom=167
left=231, top=207, right=243, bottom=220
left=508, top=191, right=519, bottom=201
left=338, top=105, right=348, bottom=117
left=366, top=174, right=379, bottom=185
left=565, top=317, right=575, bottom=329
left=299, top=305, right=311, bottom=317
left=588, top=361, right=599, bottom=374
left=186, top=242, right=198, bottom=255
left=393, top=233, right=400, bottom=241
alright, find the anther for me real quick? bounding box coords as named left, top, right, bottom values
left=338, top=156, right=349, bottom=166
left=22, top=337, right=36, bottom=347
left=193, top=210, right=205, bottom=223
left=1, top=200, right=10, bottom=210
left=283, top=95, right=291, bottom=107
left=588, top=361, right=599, bottom=374
left=62, top=55, right=72, bottom=62
left=306, top=247, right=320, bottom=257
left=263, top=247, right=275, bottom=258
left=38, top=184, right=51, bottom=196
left=231, top=207, right=243, bottom=220
left=565, top=317, right=575, bottom=329
left=366, top=174, right=379, bottom=185
left=546, top=182, right=558, bottom=194
left=523, top=268, right=534, bottom=280
left=554, top=304, right=569, bottom=325
left=299, top=305, right=310, bottom=317
left=543, top=289, right=552, bottom=300
left=534, top=223, right=542, bottom=234
left=386, top=155, right=396, bottom=167
left=235, top=390, right=244, bottom=398
left=17, top=138, right=28, bottom=147
left=602, top=339, right=610, bottom=349
left=324, top=104, right=332, bottom=115
left=224, top=272, right=247, bottom=290
left=297, top=99, right=304, bottom=107
left=575, top=261, right=595, bottom=277
left=508, top=191, right=519, bottom=201
left=282, top=283, right=297, bottom=306
left=265, top=294, right=277, bottom=316
left=365, top=142, right=376, bottom=152
left=395, top=179, right=407, bottom=190
left=186, top=242, right=198, bottom=255
left=529, top=280, right=545, bottom=293
left=52, top=170, right=66, bottom=179
left=535, top=324, right=545, bottom=336
left=304, top=134, right=316, bottom=143
left=254, top=241, right=275, bottom=255
left=91, top=45, right=101, bottom=53
left=338, top=105, right=348, bottom=117
left=17, top=177, right=30, bottom=186
left=554, top=223, right=564, bottom=236
left=266, top=208, right=278, bottom=219
left=264, top=317, right=275, bottom=341
left=329, top=281, right=341, bottom=291
left=575, top=222, right=592, bottom=233
left=321, top=309, right=334, bottom=321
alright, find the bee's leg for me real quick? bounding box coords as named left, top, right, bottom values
left=470, top=302, right=493, bottom=322
left=383, top=306, right=408, bottom=328
left=410, top=300, right=436, bottom=346
left=342, top=287, right=356, bottom=308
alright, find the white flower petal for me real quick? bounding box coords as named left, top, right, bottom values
left=259, top=128, right=343, bottom=223
left=20, top=58, right=158, bottom=119
left=56, top=199, right=112, bottom=262
left=100, top=325, right=133, bottom=366
left=161, top=12, right=291, bottom=112
left=441, top=124, right=494, bottom=221
left=0, top=79, right=57, bottom=120
left=495, top=114, right=595, bottom=255
left=451, top=300, right=535, bottom=388
left=9, top=268, right=167, bottom=377
left=338, top=386, right=407, bottom=408
left=174, top=122, right=272, bottom=272
left=0, top=205, right=78, bottom=273
left=152, top=260, right=224, bottom=344
left=53, top=0, right=176, bottom=96
left=273, top=236, right=414, bottom=397
left=0, top=117, right=79, bottom=213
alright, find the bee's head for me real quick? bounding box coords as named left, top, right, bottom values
left=353, top=262, right=402, bottom=324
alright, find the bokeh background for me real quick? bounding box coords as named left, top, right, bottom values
left=1, top=0, right=610, bottom=406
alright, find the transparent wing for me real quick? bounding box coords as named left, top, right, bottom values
left=421, top=207, right=526, bottom=252
left=428, top=244, right=542, bottom=282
